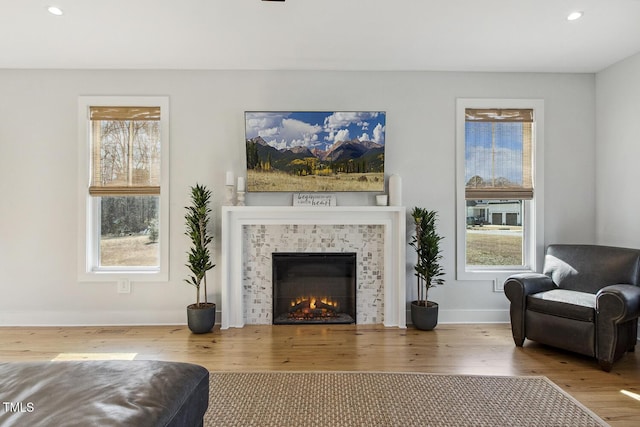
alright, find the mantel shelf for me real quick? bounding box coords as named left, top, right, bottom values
left=222, top=205, right=405, bottom=212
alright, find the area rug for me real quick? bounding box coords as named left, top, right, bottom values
left=204, top=372, right=608, bottom=426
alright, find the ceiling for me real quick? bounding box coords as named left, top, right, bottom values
left=2, top=0, right=640, bottom=73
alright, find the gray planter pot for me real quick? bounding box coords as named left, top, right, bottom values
left=187, top=303, right=216, bottom=334
left=411, top=301, right=439, bottom=331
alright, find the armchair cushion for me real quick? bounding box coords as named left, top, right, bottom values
left=527, top=289, right=595, bottom=322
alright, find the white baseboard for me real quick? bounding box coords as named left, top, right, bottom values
left=0, top=309, right=208, bottom=327
left=14, top=310, right=637, bottom=337
left=406, top=309, right=511, bottom=325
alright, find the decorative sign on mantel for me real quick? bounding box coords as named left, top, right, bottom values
left=292, top=193, right=337, bottom=207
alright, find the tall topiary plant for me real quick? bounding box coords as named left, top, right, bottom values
left=184, top=184, right=216, bottom=333
left=409, top=207, right=445, bottom=331
left=410, top=207, right=445, bottom=305
left=185, top=183, right=214, bottom=306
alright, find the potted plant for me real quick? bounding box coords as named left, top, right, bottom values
left=409, top=207, right=445, bottom=330
left=185, top=183, right=216, bottom=334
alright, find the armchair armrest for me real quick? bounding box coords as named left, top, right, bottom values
left=504, top=273, right=556, bottom=346
left=597, top=284, right=640, bottom=323
left=504, top=273, right=556, bottom=303
left=596, top=284, right=640, bottom=370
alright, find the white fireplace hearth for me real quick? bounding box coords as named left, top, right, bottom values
left=220, top=206, right=406, bottom=329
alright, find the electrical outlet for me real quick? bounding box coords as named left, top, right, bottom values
left=493, top=278, right=504, bottom=292
left=117, top=279, right=131, bottom=294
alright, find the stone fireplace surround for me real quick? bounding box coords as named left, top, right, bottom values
left=246, top=225, right=382, bottom=325
left=221, top=206, right=406, bottom=329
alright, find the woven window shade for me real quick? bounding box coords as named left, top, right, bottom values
left=89, top=106, right=161, bottom=196
left=90, top=106, right=160, bottom=121
left=465, top=108, right=533, bottom=200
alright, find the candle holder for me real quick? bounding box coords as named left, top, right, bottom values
left=237, top=191, right=246, bottom=206
left=224, top=185, right=235, bottom=206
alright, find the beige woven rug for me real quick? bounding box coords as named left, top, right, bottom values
left=204, top=372, right=608, bottom=426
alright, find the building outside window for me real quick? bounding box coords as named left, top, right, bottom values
left=78, top=97, right=169, bottom=281
left=456, top=99, right=544, bottom=283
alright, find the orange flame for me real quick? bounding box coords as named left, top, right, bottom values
left=288, top=296, right=339, bottom=309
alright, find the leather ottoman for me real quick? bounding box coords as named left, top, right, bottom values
left=0, top=360, right=209, bottom=426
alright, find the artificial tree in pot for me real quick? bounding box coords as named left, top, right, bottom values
left=409, top=207, right=445, bottom=330
left=185, top=183, right=216, bottom=334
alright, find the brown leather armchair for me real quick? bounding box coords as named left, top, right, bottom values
left=504, top=244, right=640, bottom=371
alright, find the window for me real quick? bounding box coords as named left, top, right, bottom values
left=456, top=99, right=544, bottom=282
left=78, top=97, right=169, bottom=281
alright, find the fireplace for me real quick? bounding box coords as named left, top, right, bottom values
left=221, top=206, right=407, bottom=329
left=272, top=252, right=356, bottom=325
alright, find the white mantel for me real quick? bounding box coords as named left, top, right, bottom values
left=220, top=206, right=407, bottom=329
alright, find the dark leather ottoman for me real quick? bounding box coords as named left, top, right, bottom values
left=0, top=360, right=209, bottom=427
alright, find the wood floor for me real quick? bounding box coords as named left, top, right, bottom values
left=1, top=323, right=639, bottom=426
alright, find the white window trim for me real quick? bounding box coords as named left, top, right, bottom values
left=455, top=98, right=544, bottom=283
left=77, top=96, right=170, bottom=282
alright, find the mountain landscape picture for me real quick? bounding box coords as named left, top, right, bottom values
left=245, top=111, right=386, bottom=192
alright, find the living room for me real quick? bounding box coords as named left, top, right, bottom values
left=1, top=1, right=640, bottom=426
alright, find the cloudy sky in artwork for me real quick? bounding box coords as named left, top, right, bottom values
left=245, top=111, right=386, bottom=151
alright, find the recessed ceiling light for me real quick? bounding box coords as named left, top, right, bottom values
left=47, top=6, right=64, bottom=16
left=567, top=11, right=583, bottom=21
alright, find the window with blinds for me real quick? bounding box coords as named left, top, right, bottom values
left=456, top=99, right=544, bottom=280
left=78, top=96, right=169, bottom=279
left=89, top=106, right=161, bottom=196
left=465, top=108, right=533, bottom=200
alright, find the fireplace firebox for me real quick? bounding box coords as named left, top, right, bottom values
left=272, top=252, right=356, bottom=325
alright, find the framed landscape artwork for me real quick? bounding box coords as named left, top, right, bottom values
left=245, top=111, right=386, bottom=192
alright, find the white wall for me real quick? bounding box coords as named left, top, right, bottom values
left=0, top=69, right=596, bottom=326
left=595, top=52, right=640, bottom=247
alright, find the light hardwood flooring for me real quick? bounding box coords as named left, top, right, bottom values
left=1, top=323, right=639, bottom=426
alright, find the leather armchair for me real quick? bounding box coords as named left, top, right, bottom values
left=505, top=244, right=640, bottom=371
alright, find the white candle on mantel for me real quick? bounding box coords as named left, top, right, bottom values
left=237, top=176, right=245, bottom=192
left=389, top=174, right=402, bottom=206
left=226, top=171, right=234, bottom=186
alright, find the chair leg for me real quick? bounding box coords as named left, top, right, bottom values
left=598, top=359, right=613, bottom=372
left=513, top=336, right=524, bottom=347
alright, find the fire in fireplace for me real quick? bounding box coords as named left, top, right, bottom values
left=272, top=252, right=356, bottom=324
